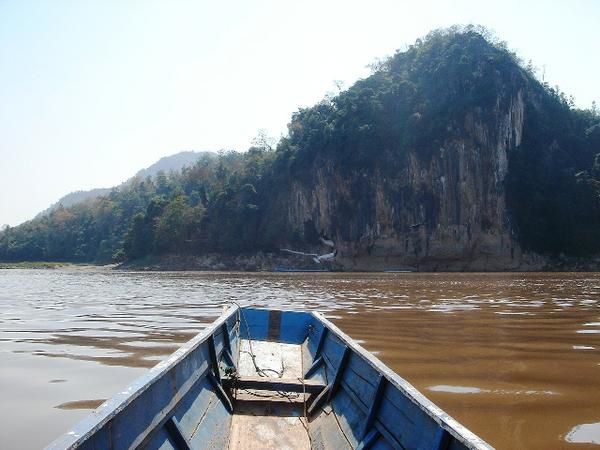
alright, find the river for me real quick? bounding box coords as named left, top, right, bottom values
left=0, top=269, right=599, bottom=449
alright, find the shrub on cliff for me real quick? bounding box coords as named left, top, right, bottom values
left=1, top=26, right=599, bottom=263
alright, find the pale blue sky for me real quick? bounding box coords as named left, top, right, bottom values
left=1, top=0, right=598, bottom=226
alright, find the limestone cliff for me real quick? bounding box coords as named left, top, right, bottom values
left=4, top=27, right=599, bottom=269
left=267, top=29, right=599, bottom=270
left=282, top=89, right=542, bottom=270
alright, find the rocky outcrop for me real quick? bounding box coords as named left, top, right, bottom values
left=283, top=89, right=546, bottom=271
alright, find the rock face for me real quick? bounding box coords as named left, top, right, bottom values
left=284, top=88, right=544, bottom=271
left=263, top=30, right=600, bottom=270
left=5, top=29, right=596, bottom=269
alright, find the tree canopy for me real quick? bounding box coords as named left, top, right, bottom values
left=1, top=26, right=599, bottom=263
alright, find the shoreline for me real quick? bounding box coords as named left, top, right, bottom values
left=116, top=252, right=600, bottom=273
left=3, top=253, right=600, bottom=272
left=0, top=262, right=117, bottom=270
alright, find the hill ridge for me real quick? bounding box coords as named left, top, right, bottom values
left=2, top=26, right=599, bottom=269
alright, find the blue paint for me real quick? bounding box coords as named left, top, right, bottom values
left=240, top=308, right=313, bottom=344
left=239, top=308, right=270, bottom=341
left=143, top=428, right=175, bottom=450
left=174, top=377, right=216, bottom=442
left=188, top=398, right=232, bottom=449
left=47, top=307, right=489, bottom=450
left=307, top=319, right=325, bottom=355
left=278, top=309, right=313, bottom=343
left=370, top=433, right=394, bottom=450
left=330, top=388, right=363, bottom=447
left=362, top=375, right=386, bottom=439
left=114, top=369, right=174, bottom=449
left=357, top=429, right=380, bottom=450
left=377, top=384, right=441, bottom=449
left=309, top=409, right=353, bottom=450
left=164, top=417, right=192, bottom=450
left=341, top=356, right=379, bottom=409
left=321, top=331, right=348, bottom=369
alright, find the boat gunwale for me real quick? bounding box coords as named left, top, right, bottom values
left=310, top=310, right=493, bottom=450
left=47, top=306, right=492, bottom=450
left=45, top=307, right=240, bottom=450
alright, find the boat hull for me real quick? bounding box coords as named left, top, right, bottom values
left=47, top=307, right=492, bottom=450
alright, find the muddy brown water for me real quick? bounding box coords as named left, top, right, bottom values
left=1, top=269, right=599, bottom=449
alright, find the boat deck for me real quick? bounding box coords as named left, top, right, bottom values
left=228, top=339, right=311, bottom=450
left=47, top=307, right=492, bottom=450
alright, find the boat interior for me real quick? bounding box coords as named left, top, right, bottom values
left=228, top=339, right=311, bottom=449
left=48, top=307, right=487, bottom=450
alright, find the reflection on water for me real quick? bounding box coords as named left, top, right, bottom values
left=428, top=385, right=558, bottom=396
left=1, top=269, right=600, bottom=449
left=566, top=422, right=600, bottom=445
left=429, top=385, right=484, bottom=394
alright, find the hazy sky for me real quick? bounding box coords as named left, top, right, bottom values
left=1, top=0, right=598, bottom=226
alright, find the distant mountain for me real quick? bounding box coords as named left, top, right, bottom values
left=134, top=151, right=205, bottom=179
left=3, top=27, right=600, bottom=269
left=37, top=189, right=113, bottom=217
left=37, top=151, right=208, bottom=218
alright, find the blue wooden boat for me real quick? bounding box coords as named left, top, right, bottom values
left=47, top=307, right=492, bottom=450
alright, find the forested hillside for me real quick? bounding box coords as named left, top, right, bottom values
left=35, top=151, right=205, bottom=219
left=1, top=26, right=599, bottom=269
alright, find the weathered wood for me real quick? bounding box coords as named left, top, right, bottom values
left=316, top=332, right=440, bottom=449
left=167, top=376, right=216, bottom=446
left=304, top=355, right=323, bottom=378
left=433, top=428, right=452, bottom=450
left=311, top=311, right=493, bottom=450
left=220, top=323, right=236, bottom=368
left=221, top=322, right=232, bottom=354
left=328, top=345, right=350, bottom=401
left=164, top=417, right=192, bottom=450
left=306, top=323, right=322, bottom=355
left=188, top=392, right=233, bottom=450
left=226, top=314, right=240, bottom=361
left=223, top=349, right=235, bottom=368
left=362, top=375, right=386, bottom=439
left=328, top=388, right=363, bottom=448
left=307, top=344, right=350, bottom=416
left=337, top=376, right=369, bottom=415
left=313, top=324, right=466, bottom=449
left=229, top=413, right=310, bottom=450
left=307, top=384, right=331, bottom=416
left=267, top=309, right=282, bottom=341
left=207, top=372, right=233, bottom=414
left=368, top=418, right=405, bottom=450
left=211, top=326, right=226, bottom=363
left=333, top=353, right=379, bottom=410
left=207, top=335, right=220, bottom=379
left=320, top=330, right=350, bottom=378
left=241, top=308, right=313, bottom=344
left=48, top=307, right=492, bottom=450
left=376, top=382, right=440, bottom=448
left=233, top=390, right=305, bottom=415
left=356, top=429, right=380, bottom=450
left=223, top=376, right=325, bottom=394
left=323, top=373, right=404, bottom=449
left=50, top=307, right=239, bottom=450
left=133, top=363, right=216, bottom=449
left=314, top=326, right=328, bottom=358
left=309, top=407, right=354, bottom=450
left=237, top=340, right=303, bottom=379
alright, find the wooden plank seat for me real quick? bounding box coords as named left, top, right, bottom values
left=47, top=307, right=493, bottom=450
left=223, top=375, right=326, bottom=394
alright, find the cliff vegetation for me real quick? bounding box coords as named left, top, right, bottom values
left=1, top=26, right=599, bottom=269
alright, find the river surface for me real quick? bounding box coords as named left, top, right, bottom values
left=1, top=269, right=600, bottom=449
